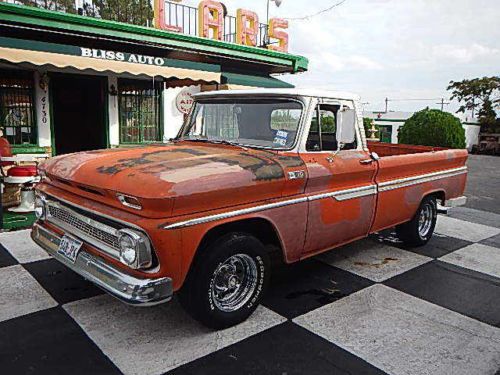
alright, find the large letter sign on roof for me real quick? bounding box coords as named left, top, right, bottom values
left=268, top=18, right=289, bottom=52
left=153, top=0, right=183, bottom=32
left=236, top=9, right=259, bottom=47
left=198, top=0, right=224, bottom=41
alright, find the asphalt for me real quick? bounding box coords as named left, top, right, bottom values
left=465, top=154, right=500, bottom=214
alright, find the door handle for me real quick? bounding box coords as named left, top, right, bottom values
left=360, top=159, right=373, bottom=165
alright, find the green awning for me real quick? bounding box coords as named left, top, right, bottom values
left=222, top=72, right=295, bottom=89
left=0, top=36, right=221, bottom=85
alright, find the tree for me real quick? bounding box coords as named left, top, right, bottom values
left=478, top=98, right=498, bottom=133
left=18, top=0, right=76, bottom=13
left=447, top=76, right=500, bottom=118
left=398, top=108, right=466, bottom=149
left=87, top=0, right=154, bottom=26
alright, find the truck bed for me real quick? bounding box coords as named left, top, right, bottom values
left=367, top=141, right=447, bottom=157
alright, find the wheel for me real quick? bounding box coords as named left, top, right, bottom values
left=178, top=233, right=270, bottom=329
left=396, top=196, right=437, bottom=247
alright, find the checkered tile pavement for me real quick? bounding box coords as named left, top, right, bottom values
left=1, top=207, right=500, bottom=375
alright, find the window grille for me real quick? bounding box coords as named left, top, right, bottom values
left=118, top=79, right=162, bottom=144
left=0, top=71, right=37, bottom=146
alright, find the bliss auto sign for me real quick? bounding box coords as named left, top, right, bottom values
left=154, top=0, right=289, bottom=53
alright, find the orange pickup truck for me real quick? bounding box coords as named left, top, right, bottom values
left=31, top=89, right=468, bottom=329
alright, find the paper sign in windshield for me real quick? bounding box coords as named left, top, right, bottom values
left=273, top=130, right=289, bottom=147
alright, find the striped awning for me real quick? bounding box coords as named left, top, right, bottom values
left=0, top=37, right=220, bottom=85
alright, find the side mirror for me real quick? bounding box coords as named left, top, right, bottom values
left=337, top=108, right=356, bottom=145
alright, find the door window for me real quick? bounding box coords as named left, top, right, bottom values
left=306, top=105, right=338, bottom=151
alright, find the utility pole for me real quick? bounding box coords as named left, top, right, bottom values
left=385, top=97, right=389, bottom=113
left=436, top=98, right=450, bottom=111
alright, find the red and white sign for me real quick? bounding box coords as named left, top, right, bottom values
left=176, top=89, right=195, bottom=115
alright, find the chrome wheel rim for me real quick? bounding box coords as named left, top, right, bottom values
left=418, top=204, right=434, bottom=238
left=211, top=254, right=258, bottom=313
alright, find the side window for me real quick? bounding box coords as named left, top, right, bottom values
left=306, top=105, right=338, bottom=151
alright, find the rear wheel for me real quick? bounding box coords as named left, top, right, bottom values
left=396, top=196, right=437, bottom=247
left=178, top=233, right=270, bottom=329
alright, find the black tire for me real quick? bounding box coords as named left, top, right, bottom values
left=396, top=196, right=437, bottom=247
left=178, top=232, right=270, bottom=330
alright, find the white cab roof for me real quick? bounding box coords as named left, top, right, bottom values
left=195, top=88, right=361, bottom=101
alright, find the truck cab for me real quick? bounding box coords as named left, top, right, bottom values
left=31, top=89, right=468, bottom=329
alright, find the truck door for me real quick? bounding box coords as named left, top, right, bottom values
left=301, top=99, right=378, bottom=256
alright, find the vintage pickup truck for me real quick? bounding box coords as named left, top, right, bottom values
left=31, top=89, right=468, bottom=329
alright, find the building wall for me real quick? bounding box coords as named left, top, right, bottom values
left=34, top=70, right=52, bottom=149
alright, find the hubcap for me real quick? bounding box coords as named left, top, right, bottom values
left=418, top=203, right=434, bottom=238
left=211, top=254, right=258, bottom=312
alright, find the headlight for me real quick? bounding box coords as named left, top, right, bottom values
left=117, top=229, right=152, bottom=270
left=34, top=193, right=46, bottom=220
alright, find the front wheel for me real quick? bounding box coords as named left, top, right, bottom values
left=396, top=196, right=437, bottom=247
left=178, top=233, right=270, bottom=329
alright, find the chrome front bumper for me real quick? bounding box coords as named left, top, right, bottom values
left=31, top=223, right=173, bottom=306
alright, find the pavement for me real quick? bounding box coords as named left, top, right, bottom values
left=0, top=155, right=499, bottom=375
left=1, top=213, right=499, bottom=375
left=464, top=154, right=500, bottom=214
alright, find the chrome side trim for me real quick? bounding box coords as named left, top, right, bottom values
left=164, top=185, right=377, bottom=230
left=308, top=185, right=377, bottom=202
left=378, top=167, right=467, bottom=192
left=163, top=166, right=467, bottom=231
left=31, top=224, right=172, bottom=306
left=164, top=196, right=309, bottom=230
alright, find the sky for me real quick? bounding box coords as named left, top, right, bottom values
left=181, top=0, right=499, bottom=117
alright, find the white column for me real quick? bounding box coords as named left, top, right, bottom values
left=392, top=124, right=400, bottom=144
left=108, top=75, right=120, bottom=147
left=34, top=70, right=52, bottom=148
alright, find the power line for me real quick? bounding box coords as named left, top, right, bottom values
left=384, top=97, right=451, bottom=112
left=283, top=0, right=348, bottom=21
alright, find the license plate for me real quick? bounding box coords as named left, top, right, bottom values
left=58, top=235, right=83, bottom=263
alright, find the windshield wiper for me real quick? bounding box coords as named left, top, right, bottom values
left=183, top=137, right=210, bottom=143
left=211, top=140, right=248, bottom=149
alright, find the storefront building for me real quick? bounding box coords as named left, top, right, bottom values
left=0, top=1, right=308, bottom=229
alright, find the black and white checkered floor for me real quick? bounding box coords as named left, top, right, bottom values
left=1, top=207, right=500, bottom=375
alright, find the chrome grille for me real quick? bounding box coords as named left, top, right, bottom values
left=47, top=203, right=120, bottom=253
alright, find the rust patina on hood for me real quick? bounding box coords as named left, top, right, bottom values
left=40, top=142, right=305, bottom=217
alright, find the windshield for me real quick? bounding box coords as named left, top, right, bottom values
left=178, top=98, right=304, bottom=149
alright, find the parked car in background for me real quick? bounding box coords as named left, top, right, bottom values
left=472, top=133, right=500, bottom=155
left=31, top=89, right=468, bottom=329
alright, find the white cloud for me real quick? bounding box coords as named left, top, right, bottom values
left=431, top=44, right=500, bottom=64
left=181, top=0, right=499, bottom=113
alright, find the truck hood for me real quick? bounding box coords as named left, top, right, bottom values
left=41, top=142, right=304, bottom=216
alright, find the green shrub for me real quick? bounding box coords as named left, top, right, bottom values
left=398, top=109, right=466, bottom=149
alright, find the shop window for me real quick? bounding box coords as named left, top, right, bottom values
left=118, top=79, right=162, bottom=144
left=0, top=71, right=37, bottom=146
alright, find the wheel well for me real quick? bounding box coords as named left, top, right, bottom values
left=426, top=190, right=445, bottom=205
left=196, top=218, right=284, bottom=263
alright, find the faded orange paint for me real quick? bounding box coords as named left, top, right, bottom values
left=300, top=149, right=377, bottom=255
left=34, top=139, right=468, bottom=292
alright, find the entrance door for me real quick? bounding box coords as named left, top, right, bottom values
left=51, top=74, right=107, bottom=155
